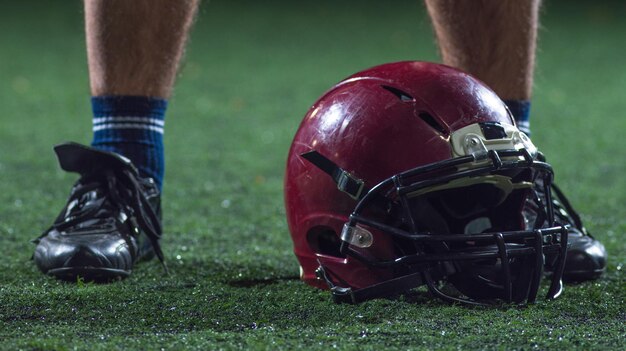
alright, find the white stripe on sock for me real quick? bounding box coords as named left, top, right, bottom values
left=93, top=116, right=165, bottom=127
left=93, top=123, right=164, bottom=134
left=517, top=122, right=531, bottom=135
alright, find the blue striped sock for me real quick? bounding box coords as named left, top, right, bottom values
left=503, top=100, right=531, bottom=136
left=91, top=95, right=167, bottom=190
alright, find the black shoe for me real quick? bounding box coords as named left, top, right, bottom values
left=33, top=142, right=166, bottom=282
left=550, top=184, right=607, bottom=281
left=535, top=153, right=607, bottom=282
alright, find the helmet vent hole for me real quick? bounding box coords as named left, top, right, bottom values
left=381, top=85, right=414, bottom=102
left=418, top=112, right=448, bottom=135
left=306, top=226, right=345, bottom=258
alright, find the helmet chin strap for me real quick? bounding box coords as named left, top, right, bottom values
left=315, top=263, right=427, bottom=304
left=300, top=150, right=367, bottom=200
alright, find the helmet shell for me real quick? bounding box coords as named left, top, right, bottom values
left=285, top=61, right=514, bottom=289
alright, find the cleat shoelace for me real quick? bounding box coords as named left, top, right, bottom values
left=550, top=183, right=591, bottom=237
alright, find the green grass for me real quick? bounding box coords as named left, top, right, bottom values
left=0, top=0, right=624, bottom=350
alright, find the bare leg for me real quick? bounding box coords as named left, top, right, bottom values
left=424, top=0, right=540, bottom=101
left=424, top=0, right=607, bottom=281
left=85, top=0, right=199, bottom=98
left=84, top=0, right=200, bottom=188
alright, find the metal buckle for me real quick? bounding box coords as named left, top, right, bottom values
left=337, top=171, right=365, bottom=200
left=316, top=265, right=357, bottom=304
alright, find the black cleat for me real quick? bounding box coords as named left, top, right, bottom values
left=550, top=184, right=607, bottom=281
left=535, top=153, right=607, bottom=282
left=33, top=142, right=166, bottom=282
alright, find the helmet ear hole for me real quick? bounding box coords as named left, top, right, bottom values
left=306, top=226, right=345, bottom=258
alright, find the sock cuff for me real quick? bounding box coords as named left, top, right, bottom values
left=503, top=99, right=531, bottom=135
left=92, top=96, right=167, bottom=135
left=91, top=96, right=167, bottom=189
left=91, top=95, right=168, bottom=118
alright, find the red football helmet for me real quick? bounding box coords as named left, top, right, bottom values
left=284, top=61, right=568, bottom=305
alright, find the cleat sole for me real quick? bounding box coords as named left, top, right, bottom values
left=47, top=267, right=131, bottom=282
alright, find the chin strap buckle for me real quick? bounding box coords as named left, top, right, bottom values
left=315, top=265, right=357, bottom=304
left=301, top=150, right=366, bottom=200
left=336, top=171, right=365, bottom=200
left=316, top=262, right=429, bottom=304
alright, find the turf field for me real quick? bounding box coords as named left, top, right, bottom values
left=0, top=0, right=624, bottom=350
